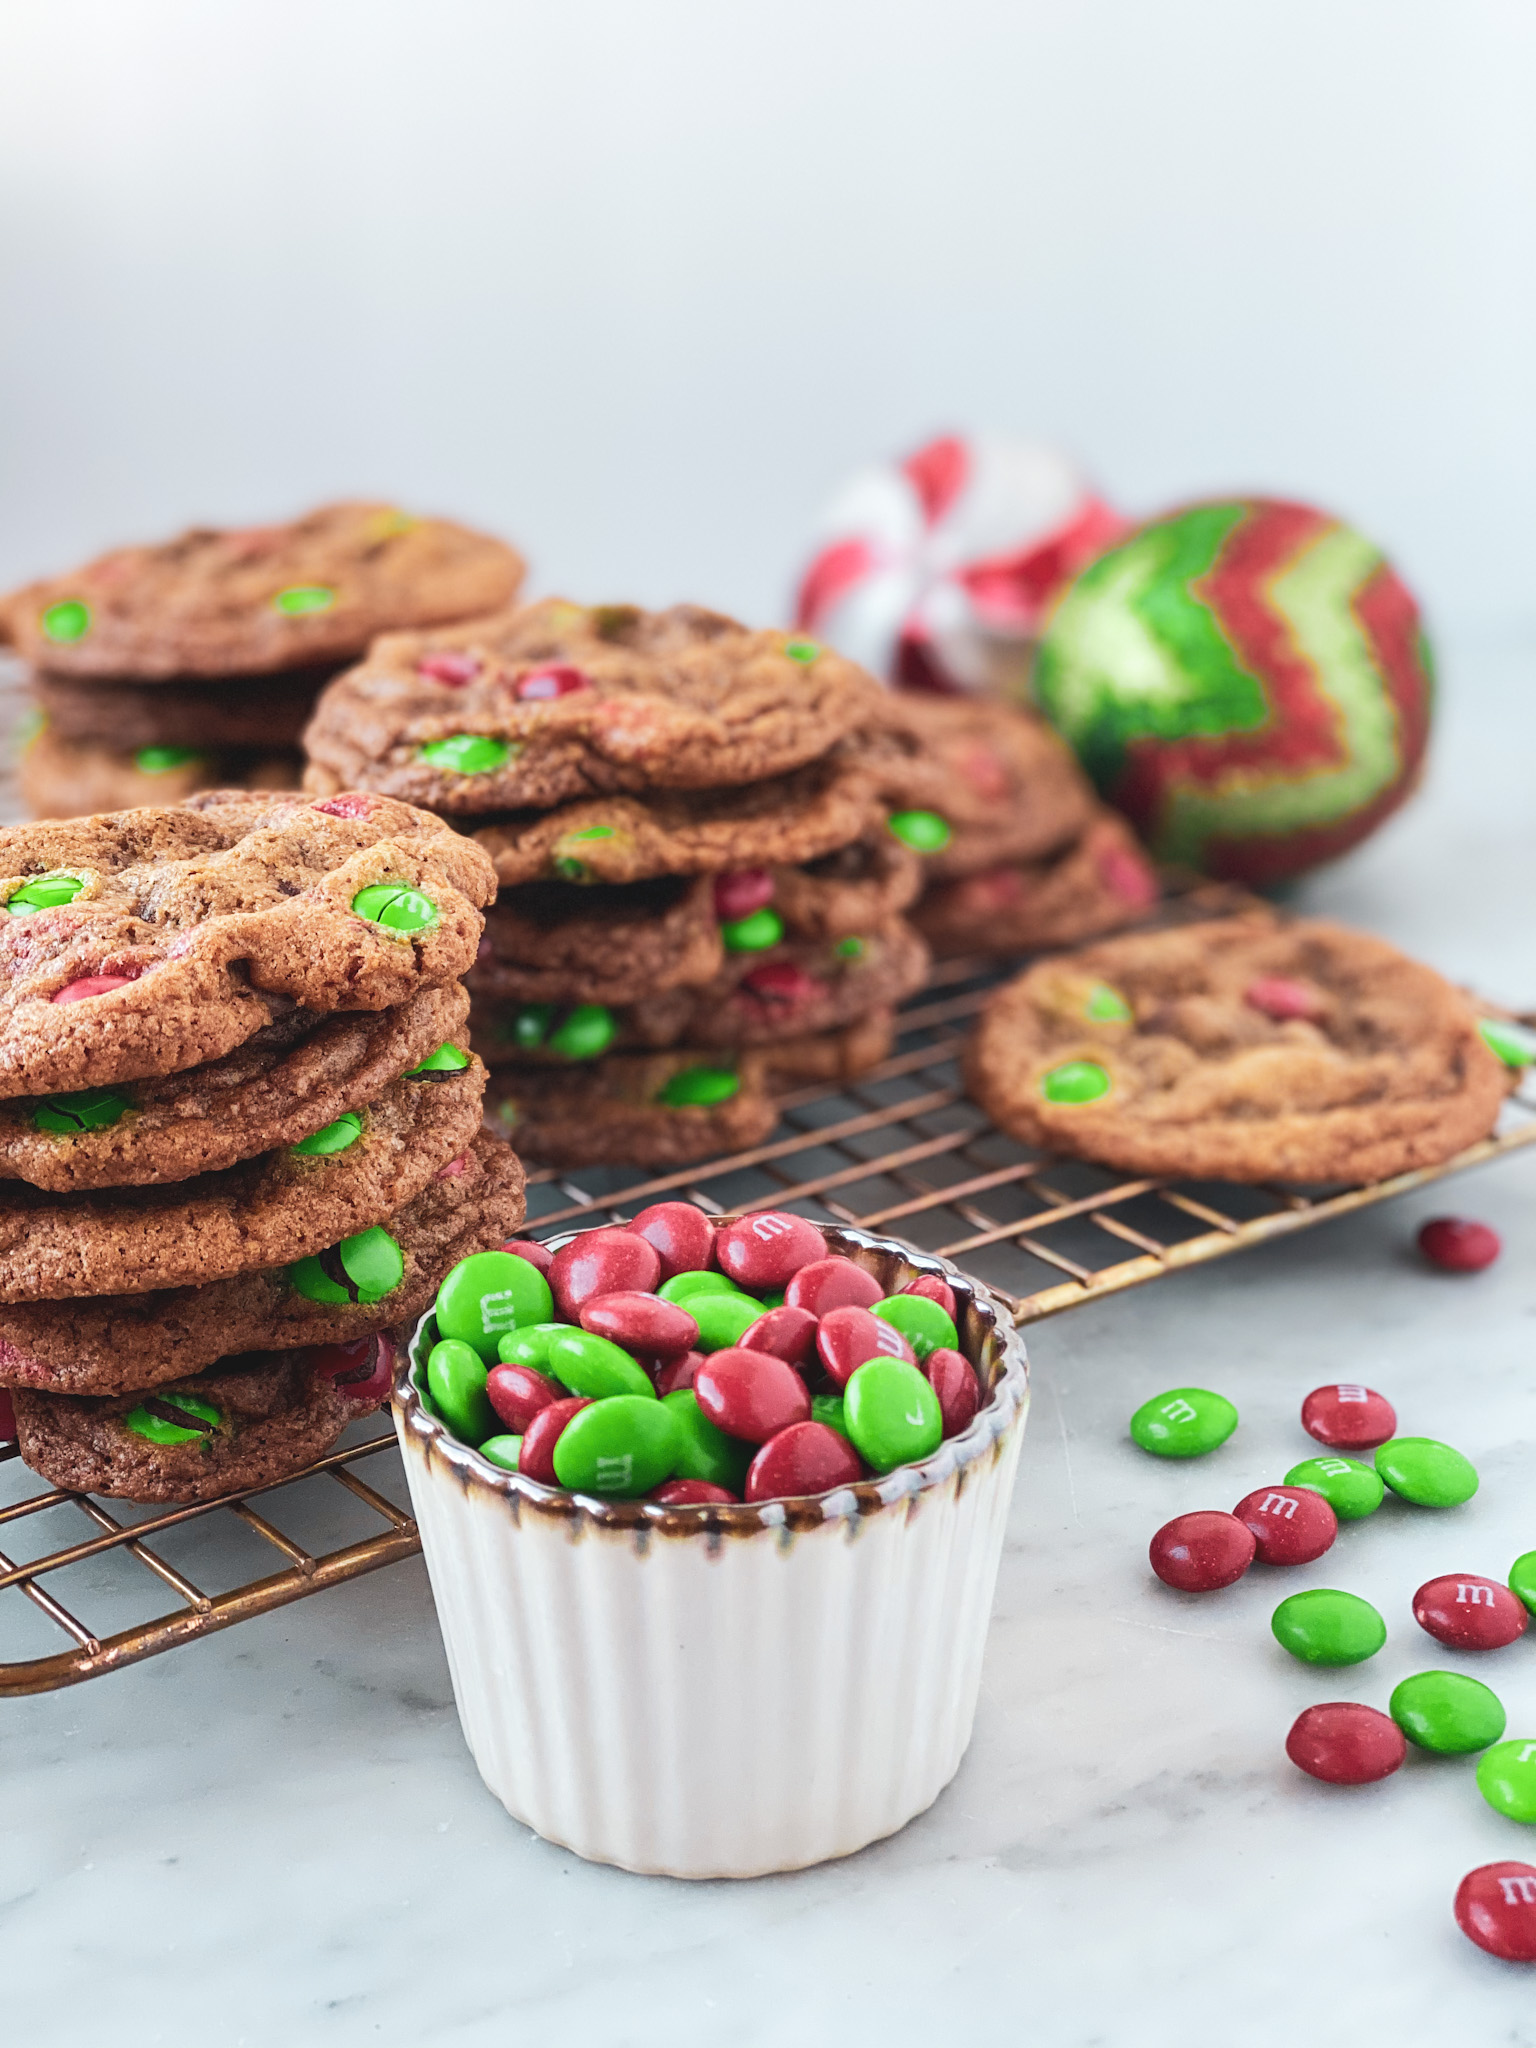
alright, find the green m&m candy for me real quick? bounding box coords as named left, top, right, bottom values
left=1511, top=1550, right=1536, bottom=1617
left=33, top=1086, right=131, bottom=1134
left=135, top=745, right=201, bottom=773
left=720, top=908, right=784, bottom=952
left=42, top=598, right=91, bottom=642
left=547, top=1005, right=616, bottom=1061
left=6, top=872, right=84, bottom=914
left=657, top=1270, right=744, bottom=1306
left=405, top=1042, right=472, bottom=1079
left=552, top=1395, right=681, bottom=1498
left=478, top=1434, right=523, bottom=1472
left=289, top=1226, right=404, bottom=1305
left=1271, top=1588, right=1386, bottom=1666
left=291, top=1111, right=363, bottom=1156
left=427, top=1338, right=497, bottom=1443
left=496, top=1323, right=566, bottom=1371
left=845, top=1356, right=942, bottom=1474
left=1390, top=1670, right=1506, bottom=1754
left=836, top=936, right=865, bottom=960
left=1479, top=1018, right=1536, bottom=1068
left=546, top=1328, right=654, bottom=1402
left=1040, top=1060, right=1111, bottom=1105
left=503, top=1005, right=554, bottom=1050
left=811, top=1393, right=848, bottom=1437
left=658, top=1067, right=740, bottom=1107
left=1375, top=1436, right=1478, bottom=1507
left=351, top=883, right=439, bottom=933
left=872, top=1292, right=956, bottom=1360
left=1476, top=1739, right=1536, bottom=1823
left=273, top=584, right=335, bottom=614
left=418, top=733, right=514, bottom=775
left=1284, top=1454, right=1385, bottom=1522
left=783, top=637, right=821, bottom=663
left=690, top=1291, right=767, bottom=1352
left=124, top=1390, right=221, bottom=1445
left=888, top=809, right=952, bottom=854
left=1129, top=1387, right=1238, bottom=1459
left=1084, top=982, right=1132, bottom=1022
left=662, top=1389, right=751, bottom=1490
left=435, top=1249, right=555, bottom=1361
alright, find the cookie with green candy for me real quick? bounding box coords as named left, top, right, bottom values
left=0, top=1132, right=525, bottom=1397
left=17, top=727, right=301, bottom=823
left=0, top=985, right=467, bottom=1190
left=9, top=1348, right=365, bottom=1505
left=966, top=911, right=1509, bottom=1184
left=0, top=792, right=494, bottom=1099
left=302, top=598, right=885, bottom=814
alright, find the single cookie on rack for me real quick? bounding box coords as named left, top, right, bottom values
left=911, top=813, right=1158, bottom=957
left=0, top=986, right=468, bottom=1190
left=468, top=753, right=877, bottom=889
left=11, top=1349, right=369, bottom=1504
left=301, top=600, right=885, bottom=812
left=0, top=502, right=525, bottom=681
left=0, top=1131, right=526, bottom=1396
left=965, top=912, right=1511, bottom=1184
left=0, top=792, right=495, bottom=1097
left=861, top=693, right=1100, bottom=878
left=0, top=1055, right=485, bottom=1299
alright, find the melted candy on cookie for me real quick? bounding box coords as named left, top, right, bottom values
left=290, top=1111, right=364, bottom=1157
left=272, top=585, right=335, bottom=614
left=6, top=874, right=85, bottom=915
left=658, top=1067, right=740, bottom=1107
left=418, top=734, right=515, bottom=775
left=350, top=884, right=439, bottom=933
left=289, top=1225, right=405, bottom=1305
left=1039, top=1059, right=1111, bottom=1104
left=512, top=664, right=590, bottom=700
left=125, top=1390, right=222, bottom=1445
left=33, top=1086, right=132, bottom=1134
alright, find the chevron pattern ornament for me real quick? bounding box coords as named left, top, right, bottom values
left=1032, top=499, right=1435, bottom=885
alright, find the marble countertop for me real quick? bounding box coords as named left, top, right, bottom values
left=4, top=629, right=1535, bottom=2046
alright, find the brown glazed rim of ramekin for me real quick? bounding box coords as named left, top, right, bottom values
left=394, top=1219, right=1028, bottom=1538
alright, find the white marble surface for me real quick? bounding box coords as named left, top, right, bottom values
left=4, top=631, right=1536, bottom=2046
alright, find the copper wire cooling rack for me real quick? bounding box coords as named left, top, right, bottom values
left=4, top=947, right=1534, bottom=1696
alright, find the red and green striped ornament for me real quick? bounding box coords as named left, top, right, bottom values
left=1032, top=499, right=1434, bottom=885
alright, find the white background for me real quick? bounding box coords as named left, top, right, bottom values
left=2, top=0, right=1534, bottom=633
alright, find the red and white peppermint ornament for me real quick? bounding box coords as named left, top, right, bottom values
left=794, top=434, right=1124, bottom=695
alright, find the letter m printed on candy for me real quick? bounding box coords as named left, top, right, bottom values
left=1503, top=1874, right=1536, bottom=1906
left=478, top=1288, right=522, bottom=1339
left=595, top=1455, right=634, bottom=1490
left=1162, top=1398, right=1197, bottom=1424
left=1260, top=1492, right=1298, bottom=1519
left=1338, top=1385, right=1368, bottom=1403
left=1459, top=1584, right=1495, bottom=1607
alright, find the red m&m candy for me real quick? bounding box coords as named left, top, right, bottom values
left=1285, top=1703, right=1406, bottom=1785
left=785, top=1256, right=883, bottom=1316
left=418, top=651, right=481, bottom=687
left=715, top=1211, right=825, bottom=1292
left=53, top=972, right=140, bottom=1003
left=1232, top=1486, right=1338, bottom=1566
left=1149, top=1511, right=1255, bottom=1592
left=518, top=1397, right=593, bottom=1484
left=549, top=1228, right=661, bottom=1317
left=579, top=1291, right=698, bottom=1357
left=1412, top=1574, right=1529, bottom=1652
left=925, top=1347, right=978, bottom=1439
left=626, top=1201, right=715, bottom=1280
left=816, top=1305, right=914, bottom=1388
left=1244, top=975, right=1325, bottom=1022
left=1301, top=1383, right=1397, bottom=1450
left=745, top=1420, right=863, bottom=1502
left=1454, top=1862, right=1536, bottom=1962
left=713, top=870, right=775, bottom=922
left=737, top=1305, right=818, bottom=1367
left=512, top=663, right=590, bottom=701
left=500, top=1237, right=554, bottom=1277
left=1418, top=1216, right=1501, bottom=1273
left=901, top=1274, right=958, bottom=1321
left=651, top=1479, right=738, bottom=1506
left=485, top=1364, right=561, bottom=1434
left=653, top=1351, right=705, bottom=1396
left=694, top=1348, right=811, bottom=1444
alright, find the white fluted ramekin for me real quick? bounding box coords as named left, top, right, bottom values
left=393, top=1220, right=1029, bottom=1878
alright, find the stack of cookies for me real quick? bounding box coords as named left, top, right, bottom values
left=303, top=602, right=932, bottom=1165
left=861, top=693, right=1162, bottom=957
left=0, top=502, right=524, bottom=820
left=0, top=790, right=526, bottom=1504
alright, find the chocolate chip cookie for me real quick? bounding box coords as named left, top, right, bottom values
left=0, top=1055, right=484, bottom=1299
left=0, top=1131, right=525, bottom=1395
left=0, top=502, right=525, bottom=681
left=965, top=912, right=1510, bottom=1184
left=911, top=813, right=1160, bottom=957
left=0, top=792, right=495, bottom=1097
left=0, top=986, right=468, bottom=1190
left=301, top=601, right=884, bottom=813
left=467, top=753, right=877, bottom=888
left=11, top=1349, right=365, bottom=1503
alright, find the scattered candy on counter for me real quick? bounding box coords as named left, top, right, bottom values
left=1271, top=1589, right=1386, bottom=1667
left=1390, top=1671, right=1506, bottom=1755
left=1148, top=1511, right=1255, bottom=1592
left=1300, top=1382, right=1397, bottom=1450
left=1375, top=1436, right=1479, bottom=1507
left=1417, top=1216, right=1502, bottom=1273
left=1232, top=1485, right=1338, bottom=1566
left=1477, top=1742, right=1536, bottom=1825
left=414, top=1211, right=984, bottom=1505
left=1285, top=1703, right=1406, bottom=1785
left=1128, top=1386, right=1238, bottom=1459
left=1283, top=1455, right=1384, bottom=1522
left=1455, top=1862, right=1536, bottom=1962
left=1412, top=1574, right=1529, bottom=1653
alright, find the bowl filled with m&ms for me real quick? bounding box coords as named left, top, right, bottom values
left=392, top=1202, right=1029, bottom=1878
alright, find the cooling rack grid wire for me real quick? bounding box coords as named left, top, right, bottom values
left=4, top=948, right=1533, bottom=1695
